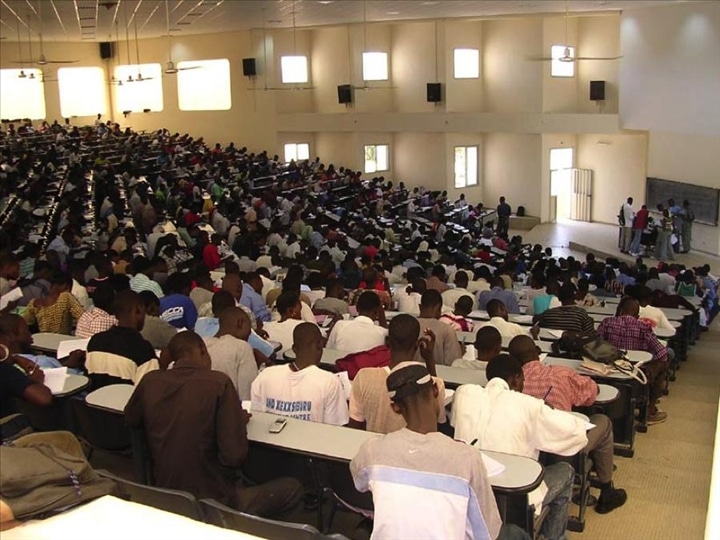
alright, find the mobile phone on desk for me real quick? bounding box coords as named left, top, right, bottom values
left=269, top=418, right=288, bottom=434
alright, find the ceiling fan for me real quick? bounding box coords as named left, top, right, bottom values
left=162, top=0, right=200, bottom=75
left=13, top=1, right=77, bottom=66
left=526, top=0, right=622, bottom=63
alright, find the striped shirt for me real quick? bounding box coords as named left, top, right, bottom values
left=537, top=305, right=595, bottom=334
left=76, top=308, right=118, bottom=338
left=522, top=360, right=598, bottom=412
left=596, top=315, right=668, bottom=363
left=129, top=273, right=165, bottom=299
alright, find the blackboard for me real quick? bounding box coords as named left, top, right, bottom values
left=646, top=177, right=719, bottom=226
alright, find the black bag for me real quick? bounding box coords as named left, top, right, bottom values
left=582, top=337, right=625, bottom=364
left=0, top=443, right=117, bottom=520
left=551, top=331, right=598, bottom=359
left=617, top=205, right=625, bottom=226
left=517, top=206, right=526, bottom=217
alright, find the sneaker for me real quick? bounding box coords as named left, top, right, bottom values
left=596, top=487, right=627, bottom=514
left=647, top=410, right=668, bottom=425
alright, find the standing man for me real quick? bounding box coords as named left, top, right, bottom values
left=654, top=204, right=675, bottom=262
left=630, top=204, right=649, bottom=256
left=496, top=196, right=511, bottom=237
left=619, top=197, right=634, bottom=254
left=680, top=199, right=695, bottom=253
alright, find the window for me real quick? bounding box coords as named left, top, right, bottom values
left=114, top=64, right=164, bottom=113
left=550, top=147, right=573, bottom=196
left=58, top=67, right=105, bottom=118
left=284, top=143, right=310, bottom=162
left=454, top=146, right=478, bottom=188
left=177, top=59, right=231, bottom=111
left=364, top=144, right=389, bottom=174
left=0, top=69, right=46, bottom=120
left=281, top=56, right=309, bottom=84
left=362, top=52, right=388, bottom=81
left=453, top=49, right=480, bottom=79
left=551, top=45, right=575, bottom=77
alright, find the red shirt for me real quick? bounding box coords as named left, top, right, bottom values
left=202, top=243, right=221, bottom=271
left=522, top=360, right=598, bottom=411
left=633, top=208, right=649, bottom=230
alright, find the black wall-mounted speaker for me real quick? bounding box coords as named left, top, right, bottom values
left=590, top=80, right=606, bottom=101
left=338, top=84, right=353, bottom=104
left=99, top=42, right=114, bottom=60
left=242, top=58, right=257, bottom=76
left=426, top=83, right=442, bottom=103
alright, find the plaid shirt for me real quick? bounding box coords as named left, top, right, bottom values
left=522, top=360, right=598, bottom=412
left=596, top=315, right=668, bottom=363
left=75, top=308, right=118, bottom=338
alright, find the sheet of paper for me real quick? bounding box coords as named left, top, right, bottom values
left=0, top=287, right=23, bottom=310
left=242, top=400, right=252, bottom=413
left=336, top=371, right=352, bottom=401
left=514, top=315, right=534, bottom=324
left=56, top=338, right=89, bottom=359
left=444, top=388, right=455, bottom=407
left=480, top=452, right=506, bottom=478
left=548, top=329, right=565, bottom=339
left=42, top=367, right=68, bottom=394
left=586, top=423, right=596, bottom=431
left=538, top=353, right=548, bottom=363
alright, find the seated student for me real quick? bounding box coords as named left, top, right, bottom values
left=395, top=277, right=425, bottom=316
left=349, top=314, right=446, bottom=434
left=596, top=297, right=669, bottom=425
left=263, top=290, right=308, bottom=354
left=159, top=273, right=198, bottom=330
left=128, top=256, right=164, bottom=299
left=87, top=290, right=158, bottom=386
left=189, top=273, right=215, bottom=312
left=452, top=354, right=586, bottom=540
left=635, top=286, right=675, bottom=333
left=440, top=295, right=475, bottom=332
left=125, top=332, right=303, bottom=518
left=453, top=326, right=502, bottom=370
left=0, top=339, right=52, bottom=423
left=22, top=272, right=85, bottom=335
left=312, top=278, right=349, bottom=316
left=441, top=270, right=477, bottom=311
left=251, top=323, right=348, bottom=426
left=532, top=280, right=561, bottom=316
left=535, top=284, right=595, bottom=335
left=478, top=277, right=520, bottom=314
left=138, top=291, right=177, bottom=351
left=327, top=291, right=388, bottom=353
left=523, top=274, right=547, bottom=315
left=75, top=284, right=118, bottom=338
left=351, top=361, right=511, bottom=540
left=203, top=307, right=259, bottom=401
left=508, top=336, right=627, bottom=514
left=481, top=299, right=539, bottom=339
left=416, top=290, right=463, bottom=366
left=574, top=278, right=601, bottom=308
left=195, top=291, right=276, bottom=359
left=240, top=272, right=272, bottom=323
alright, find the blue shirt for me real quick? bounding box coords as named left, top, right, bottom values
left=240, top=283, right=271, bottom=323
left=159, top=294, right=198, bottom=329
left=477, top=287, right=520, bottom=314
left=532, top=294, right=557, bottom=316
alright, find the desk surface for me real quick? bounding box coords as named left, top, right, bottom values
left=543, top=356, right=633, bottom=381
left=1, top=496, right=260, bottom=540
left=247, top=411, right=542, bottom=493
left=596, top=384, right=620, bottom=404
left=54, top=374, right=90, bottom=397
left=85, top=384, right=134, bottom=412
left=32, top=332, right=83, bottom=354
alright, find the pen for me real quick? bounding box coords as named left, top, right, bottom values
left=470, top=438, right=478, bottom=446
left=543, top=386, right=553, bottom=401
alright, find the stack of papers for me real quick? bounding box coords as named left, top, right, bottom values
left=0, top=288, right=23, bottom=311
left=56, top=338, right=90, bottom=359
left=42, top=367, right=68, bottom=394
left=480, top=452, right=506, bottom=478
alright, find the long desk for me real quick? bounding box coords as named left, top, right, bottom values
left=246, top=411, right=543, bottom=495
left=2, top=496, right=260, bottom=540
left=31, top=333, right=85, bottom=355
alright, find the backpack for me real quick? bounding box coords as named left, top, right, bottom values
left=617, top=205, right=625, bottom=226
left=335, top=345, right=391, bottom=380
left=0, top=443, right=117, bottom=521
left=551, top=331, right=600, bottom=360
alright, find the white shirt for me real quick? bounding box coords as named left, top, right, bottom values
left=263, top=319, right=306, bottom=353
left=327, top=316, right=388, bottom=353
left=203, top=335, right=259, bottom=400
left=479, top=317, right=528, bottom=338
left=395, top=289, right=422, bottom=316
left=467, top=279, right=491, bottom=295
left=441, top=287, right=477, bottom=310
left=72, top=279, right=91, bottom=310
left=451, top=378, right=588, bottom=512
left=639, top=305, right=674, bottom=332
left=622, top=202, right=634, bottom=226
left=251, top=364, right=349, bottom=425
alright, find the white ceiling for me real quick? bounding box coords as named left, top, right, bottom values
left=0, top=0, right=699, bottom=43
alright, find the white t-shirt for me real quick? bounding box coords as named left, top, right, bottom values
left=441, top=287, right=477, bottom=310
left=639, top=305, right=674, bottom=332
left=251, top=365, right=349, bottom=425
left=479, top=317, right=528, bottom=338
left=395, top=289, right=422, bottom=316
left=327, top=316, right=388, bottom=353
left=263, top=319, right=306, bottom=353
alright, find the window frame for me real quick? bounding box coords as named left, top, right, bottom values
left=362, top=52, right=389, bottom=82
left=454, top=146, right=479, bottom=189
left=280, top=55, right=309, bottom=84
left=284, top=143, right=310, bottom=163
left=551, top=45, right=575, bottom=78
left=177, top=58, right=232, bottom=111
left=0, top=68, right=46, bottom=120
left=113, top=63, right=164, bottom=114
left=58, top=66, right=106, bottom=118
left=364, top=144, right=389, bottom=174
left=453, top=48, right=480, bottom=79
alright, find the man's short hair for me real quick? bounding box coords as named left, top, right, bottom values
left=454, top=271, right=469, bottom=287
left=94, top=284, right=116, bottom=313
left=558, top=283, right=576, bottom=303
left=474, top=326, right=502, bottom=354
left=486, top=353, right=523, bottom=382
left=277, top=290, right=301, bottom=315
left=486, top=299, right=505, bottom=318
left=211, top=290, right=236, bottom=317
left=388, top=314, right=420, bottom=351
left=455, top=295, right=474, bottom=315
left=138, top=290, right=159, bottom=311
left=356, top=291, right=381, bottom=312
left=115, top=289, right=142, bottom=318
left=420, top=289, right=442, bottom=309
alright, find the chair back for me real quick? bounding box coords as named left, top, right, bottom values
left=326, top=460, right=374, bottom=517
left=96, top=469, right=203, bottom=521
left=70, top=398, right=131, bottom=453
left=200, top=499, right=319, bottom=540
